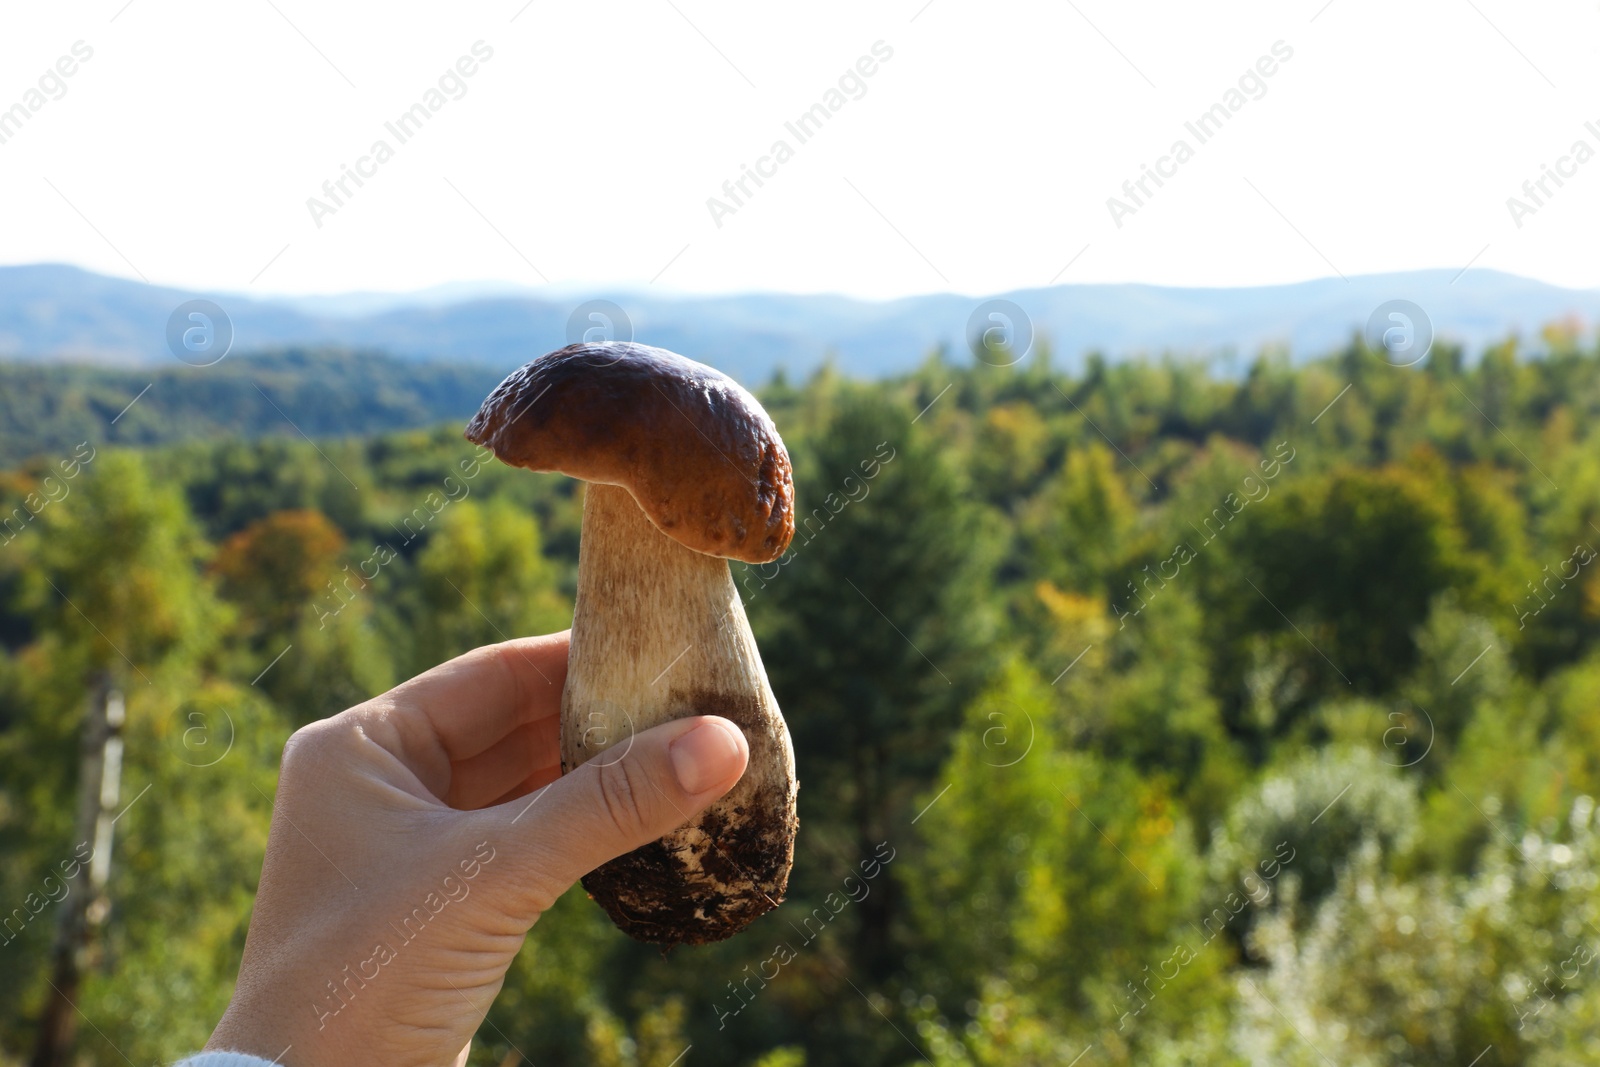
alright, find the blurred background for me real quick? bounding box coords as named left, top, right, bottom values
left=5, top=1, right=1600, bottom=1065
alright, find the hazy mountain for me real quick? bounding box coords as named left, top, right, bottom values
left=2, top=263, right=1597, bottom=385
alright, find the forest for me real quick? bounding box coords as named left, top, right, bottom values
left=4, top=327, right=1600, bottom=1065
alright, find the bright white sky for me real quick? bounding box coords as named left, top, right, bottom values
left=1, top=0, right=1596, bottom=301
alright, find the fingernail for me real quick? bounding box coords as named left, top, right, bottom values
left=669, top=719, right=745, bottom=795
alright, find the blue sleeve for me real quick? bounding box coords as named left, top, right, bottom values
left=174, top=1054, right=283, bottom=1067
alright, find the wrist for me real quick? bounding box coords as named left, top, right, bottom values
left=206, top=983, right=327, bottom=1067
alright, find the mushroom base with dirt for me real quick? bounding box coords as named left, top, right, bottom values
left=563, top=483, right=797, bottom=945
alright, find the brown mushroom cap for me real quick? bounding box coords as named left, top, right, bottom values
left=464, top=342, right=795, bottom=564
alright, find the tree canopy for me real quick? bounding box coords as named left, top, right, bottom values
left=5, top=330, right=1600, bottom=1065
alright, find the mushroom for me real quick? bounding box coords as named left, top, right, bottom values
left=464, top=341, right=798, bottom=946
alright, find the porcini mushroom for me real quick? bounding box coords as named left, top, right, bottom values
left=464, top=341, right=798, bottom=946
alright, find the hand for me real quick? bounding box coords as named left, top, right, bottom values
left=206, top=632, right=750, bottom=1067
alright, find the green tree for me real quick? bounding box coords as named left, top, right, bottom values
left=403, top=497, right=569, bottom=673
left=905, top=663, right=1216, bottom=1057
left=1021, top=442, right=1139, bottom=595
left=756, top=397, right=994, bottom=887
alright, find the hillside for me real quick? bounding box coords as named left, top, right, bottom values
left=0, top=349, right=507, bottom=466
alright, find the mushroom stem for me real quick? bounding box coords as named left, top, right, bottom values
left=562, top=483, right=797, bottom=944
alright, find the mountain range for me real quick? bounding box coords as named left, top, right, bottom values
left=3, top=263, right=1598, bottom=385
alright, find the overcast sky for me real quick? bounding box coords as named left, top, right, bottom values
left=1, top=0, right=1596, bottom=301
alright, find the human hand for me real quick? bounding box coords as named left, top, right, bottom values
left=205, top=632, right=750, bottom=1067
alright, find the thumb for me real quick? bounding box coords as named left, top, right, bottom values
left=485, top=715, right=749, bottom=912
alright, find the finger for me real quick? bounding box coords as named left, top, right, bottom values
left=446, top=716, right=561, bottom=810
left=483, top=761, right=562, bottom=809
left=358, top=633, right=569, bottom=792
left=480, top=715, right=748, bottom=916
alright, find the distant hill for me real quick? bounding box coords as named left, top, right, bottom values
left=2, top=264, right=1598, bottom=385
left=0, top=349, right=507, bottom=467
